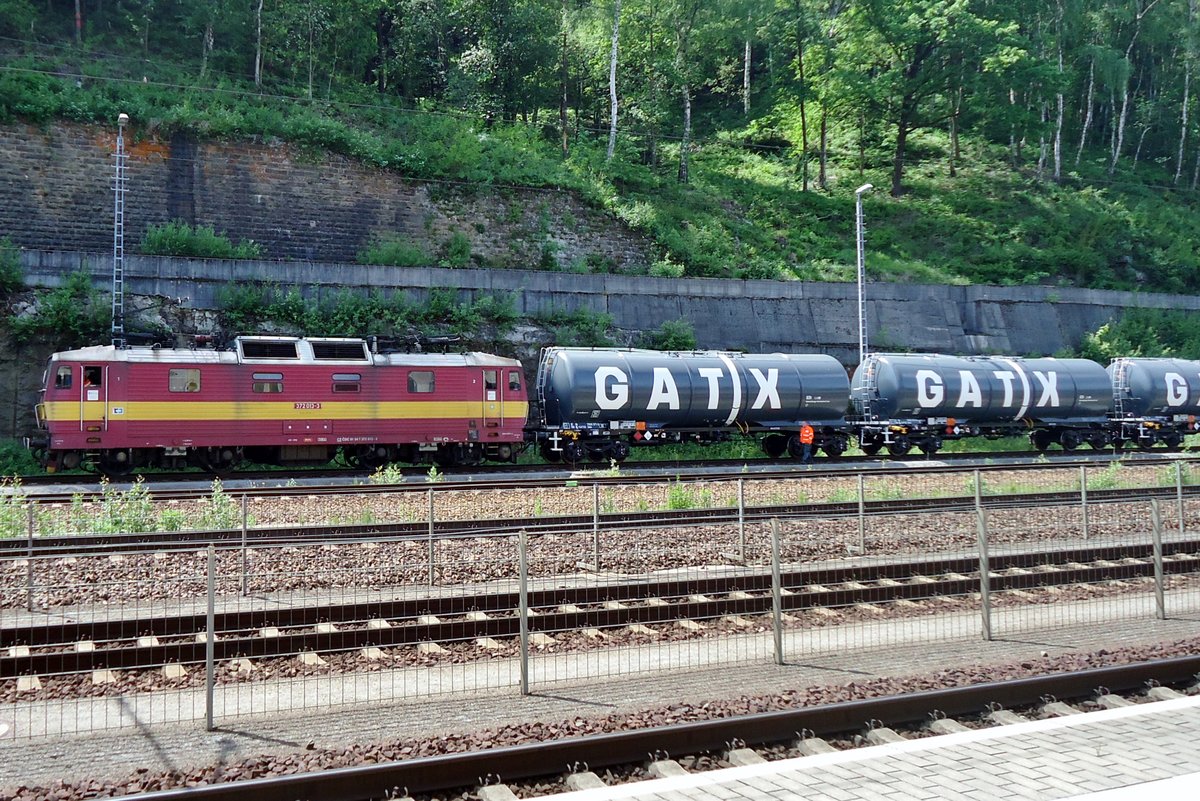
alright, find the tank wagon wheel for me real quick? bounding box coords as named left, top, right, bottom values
left=539, top=441, right=563, bottom=463
left=886, top=437, right=912, bottom=457
left=1138, top=432, right=1160, bottom=450
left=609, top=441, right=631, bottom=463
left=1086, top=433, right=1110, bottom=450
left=561, top=440, right=586, bottom=466
left=786, top=434, right=808, bottom=460
left=1059, top=430, right=1083, bottom=451
left=1030, top=429, right=1054, bottom=452
left=918, top=437, right=942, bottom=456
left=761, top=434, right=789, bottom=458
left=821, top=436, right=848, bottom=458
left=858, top=433, right=883, bottom=456
left=1163, top=432, right=1184, bottom=450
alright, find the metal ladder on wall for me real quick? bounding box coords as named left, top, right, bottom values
left=110, top=119, right=127, bottom=348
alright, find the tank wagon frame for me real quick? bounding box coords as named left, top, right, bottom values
left=31, top=336, right=529, bottom=474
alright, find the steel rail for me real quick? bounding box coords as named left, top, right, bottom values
left=6, top=538, right=1198, bottom=676
left=12, top=450, right=1191, bottom=505
left=119, top=655, right=1200, bottom=801
left=5, top=483, right=1198, bottom=557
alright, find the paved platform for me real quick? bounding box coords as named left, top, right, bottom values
left=543, top=695, right=1200, bottom=801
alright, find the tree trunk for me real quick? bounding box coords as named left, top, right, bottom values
left=678, top=80, right=691, bottom=183
left=1110, top=0, right=1161, bottom=174
left=1177, top=59, right=1191, bottom=183
left=200, top=20, right=213, bottom=80
left=254, top=0, right=264, bottom=88
left=818, top=109, right=828, bottom=189
left=606, top=0, right=621, bottom=161
left=560, top=0, right=569, bottom=158
left=1076, top=57, right=1095, bottom=165
left=743, top=33, right=751, bottom=115
left=74, top=0, right=81, bottom=44
left=307, top=14, right=315, bottom=100
left=796, top=40, right=809, bottom=191
left=1053, top=0, right=1064, bottom=181
left=891, top=121, right=909, bottom=196
left=1037, top=101, right=1048, bottom=181
left=949, top=86, right=961, bottom=178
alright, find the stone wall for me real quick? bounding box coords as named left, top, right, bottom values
left=0, top=122, right=653, bottom=270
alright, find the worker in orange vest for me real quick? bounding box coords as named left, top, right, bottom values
left=798, top=422, right=815, bottom=464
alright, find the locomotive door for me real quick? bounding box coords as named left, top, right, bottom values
left=482, top=369, right=501, bottom=431
left=79, top=364, right=107, bottom=432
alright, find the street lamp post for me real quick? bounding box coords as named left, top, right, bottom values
left=112, top=112, right=128, bottom=349
left=855, top=183, right=873, bottom=364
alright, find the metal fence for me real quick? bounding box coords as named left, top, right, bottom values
left=2, top=460, right=1199, bottom=739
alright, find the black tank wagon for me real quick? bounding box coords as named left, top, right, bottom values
left=1109, top=357, right=1200, bottom=448
left=533, top=347, right=852, bottom=463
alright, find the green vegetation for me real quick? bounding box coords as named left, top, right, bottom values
left=1078, top=309, right=1200, bottom=361
left=0, top=236, right=22, bottom=295
left=640, top=319, right=697, bottom=351
left=0, top=442, right=40, bottom=476
left=4, top=270, right=110, bottom=349
left=2, top=1, right=1198, bottom=291
left=141, top=221, right=263, bottom=260
left=358, top=237, right=431, bottom=268
left=534, top=308, right=617, bottom=347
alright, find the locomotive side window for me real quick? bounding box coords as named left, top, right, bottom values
left=252, top=372, right=284, bottom=393
left=332, top=372, right=361, bottom=393
left=54, top=366, right=73, bottom=389
left=169, top=368, right=201, bottom=393
left=408, top=371, right=435, bottom=393
left=508, top=371, right=521, bottom=391
left=83, top=366, right=102, bottom=387
left=484, top=370, right=498, bottom=391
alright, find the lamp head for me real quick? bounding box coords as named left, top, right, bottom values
left=856, top=183, right=873, bottom=196
left=117, top=113, right=129, bottom=127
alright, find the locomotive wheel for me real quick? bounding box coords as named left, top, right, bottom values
left=1030, top=429, right=1054, bottom=452
left=609, top=441, right=631, bottom=463
left=99, top=450, right=134, bottom=476
left=761, top=434, right=789, bottom=458
left=539, top=441, right=563, bottom=463
left=561, top=440, right=586, bottom=465
left=886, top=437, right=911, bottom=457
left=1059, top=430, right=1083, bottom=451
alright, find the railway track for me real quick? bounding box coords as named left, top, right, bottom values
left=11, top=449, right=1191, bottom=504
left=110, top=655, right=1200, bottom=801
left=3, top=483, right=1196, bottom=557
left=6, top=537, right=1198, bottom=679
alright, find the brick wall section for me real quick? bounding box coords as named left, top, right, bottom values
left=0, top=122, right=654, bottom=269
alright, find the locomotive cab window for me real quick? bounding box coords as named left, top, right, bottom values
left=169, top=368, right=201, bottom=393
left=54, top=366, right=73, bottom=390
left=508, top=371, right=521, bottom=392
left=83, top=366, right=102, bottom=387
left=408, top=371, right=435, bottom=393
left=484, top=370, right=498, bottom=391
left=252, top=372, right=284, bottom=393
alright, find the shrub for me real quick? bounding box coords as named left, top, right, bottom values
left=441, top=231, right=472, bottom=268
left=0, top=236, right=22, bottom=294
left=7, top=270, right=109, bottom=348
left=358, top=236, right=431, bottom=267
left=141, top=221, right=263, bottom=259
left=641, top=319, right=697, bottom=351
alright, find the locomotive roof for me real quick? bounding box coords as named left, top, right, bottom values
left=49, top=343, right=520, bottom=368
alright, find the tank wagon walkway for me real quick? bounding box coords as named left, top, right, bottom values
left=540, top=694, right=1200, bottom=801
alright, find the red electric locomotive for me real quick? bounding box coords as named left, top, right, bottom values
left=31, top=336, right=529, bottom=473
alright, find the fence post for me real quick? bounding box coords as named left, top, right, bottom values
left=857, top=473, right=866, bottom=553
left=1079, top=465, right=1089, bottom=540
left=518, top=528, right=530, bottom=695
left=592, top=483, right=600, bottom=571
left=975, top=470, right=992, bottom=641
left=239, top=494, right=248, bottom=597
left=427, top=487, right=436, bottom=586
left=26, top=505, right=34, bottom=612
left=771, top=518, right=784, bottom=665
left=738, top=478, right=746, bottom=561
left=205, top=543, right=216, bottom=731
left=1151, top=499, right=1166, bottom=621
left=1176, top=462, right=1186, bottom=539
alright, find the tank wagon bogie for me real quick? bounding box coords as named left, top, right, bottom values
left=33, top=336, right=529, bottom=474
left=532, top=347, right=852, bottom=464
